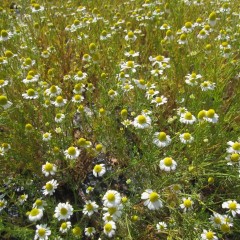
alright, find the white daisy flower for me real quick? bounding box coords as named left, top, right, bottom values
left=180, top=112, right=196, bottom=124
left=31, top=4, right=45, bottom=13
left=33, top=198, right=47, bottom=210
left=34, top=224, right=51, bottom=240
left=43, top=179, right=58, bottom=196
left=153, top=132, right=171, bottom=147
left=179, top=133, right=194, bottom=144
left=51, top=96, right=67, bottom=107
left=132, top=114, right=151, bottom=129
left=73, top=71, right=88, bottom=81
left=93, top=164, right=106, bottom=177
left=55, top=113, right=65, bottom=123
left=201, top=229, right=218, bottom=240
left=59, top=221, right=71, bottom=233
left=141, top=189, right=163, bottom=210
left=18, top=194, right=28, bottom=204
left=185, top=72, right=202, bottom=86
left=125, top=31, right=137, bottom=41
left=22, top=89, right=39, bottom=99
left=103, top=204, right=123, bottom=221
left=28, top=208, right=43, bottom=222
left=120, top=61, right=140, bottom=73
left=22, top=75, right=39, bottom=84
left=156, top=222, right=167, bottom=232
left=0, top=79, right=9, bottom=88
left=102, top=190, right=121, bottom=208
left=159, top=157, right=177, bottom=172
left=151, top=96, right=168, bottom=106
left=180, top=197, right=194, bottom=212
left=205, top=109, right=219, bottom=123
left=42, top=132, right=52, bottom=141
left=85, top=227, right=96, bottom=237
left=54, top=202, right=73, bottom=221
left=226, top=141, right=240, bottom=154
left=145, top=89, right=159, bottom=100
left=104, top=221, right=116, bottom=238
left=200, top=81, right=216, bottom=91
left=83, top=201, right=99, bottom=216
left=0, top=199, right=7, bottom=212
left=209, top=212, right=223, bottom=228
left=226, top=153, right=239, bottom=165
left=222, top=200, right=240, bottom=217
left=0, top=95, right=12, bottom=109
left=64, top=146, right=80, bottom=159
left=42, top=162, right=57, bottom=177
left=0, top=30, right=14, bottom=42
left=72, top=94, right=84, bottom=103
left=45, top=85, right=62, bottom=98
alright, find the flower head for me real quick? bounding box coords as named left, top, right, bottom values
left=159, top=157, right=177, bottom=172
left=83, top=201, right=99, bottom=216
left=103, top=190, right=121, bottom=208
left=54, top=202, right=73, bottom=221
left=28, top=208, right=43, bottom=222
left=132, top=114, right=151, bottom=129
left=42, top=162, right=57, bottom=176
left=34, top=224, right=51, bottom=240
left=153, top=132, right=171, bottom=147
left=222, top=200, right=240, bottom=217
left=141, top=189, right=163, bottom=210
left=64, top=146, right=80, bottom=159
left=43, top=179, right=58, bottom=196
left=104, top=221, right=116, bottom=238
left=180, top=197, right=194, bottom=212
left=93, top=164, right=106, bottom=177
left=201, top=229, right=218, bottom=240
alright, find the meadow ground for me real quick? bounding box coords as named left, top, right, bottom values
left=0, top=0, right=240, bottom=239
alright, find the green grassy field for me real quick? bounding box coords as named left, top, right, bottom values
left=0, top=0, right=240, bottom=239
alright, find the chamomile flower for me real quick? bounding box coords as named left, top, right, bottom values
left=205, top=109, right=219, bottom=123
left=64, top=146, right=80, bottom=159
left=141, top=189, right=163, bottom=210
left=182, top=22, right=194, bottom=33
left=209, top=212, right=223, bottom=228
left=159, top=157, right=177, bottom=172
left=103, top=190, right=121, bottom=208
left=226, top=141, right=240, bottom=154
left=45, top=85, right=62, bottom=98
left=0, top=95, right=12, bottom=109
left=226, top=153, right=239, bottom=165
left=179, top=132, right=194, bottom=144
left=150, top=69, right=163, bottom=76
left=32, top=4, right=45, bottom=13
left=22, top=74, right=39, bottom=84
left=74, top=71, right=88, bottom=81
left=59, top=221, right=71, bottom=233
left=43, top=179, right=58, bottom=196
left=185, top=72, right=202, bottom=86
left=54, top=202, right=73, bottom=221
left=156, top=222, right=167, bottom=232
left=93, top=164, right=106, bottom=177
left=120, top=61, right=140, bottom=73
left=132, top=114, right=151, bottom=129
left=200, top=81, right=216, bottom=91
left=42, top=132, right=52, bottom=141
left=0, top=30, right=13, bottom=42
left=55, top=113, right=65, bottom=123
left=28, top=208, right=44, bottom=222
left=153, top=132, right=171, bottom=147
left=151, top=95, right=168, bottom=106
left=34, top=224, right=51, bottom=240
left=180, top=197, right=194, bottom=212
left=177, top=107, right=188, bottom=116
left=33, top=198, right=47, bottom=210
left=18, top=194, right=28, bottom=204
left=51, top=96, right=67, bottom=107
left=85, top=227, right=96, bottom=237
left=125, top=31, right=137, bottom=41
left=124, top=50, right=139, bottom=57
left=108, top=89, right=118, bottom=98
left=42, top=162, right=57, bottom=177
left=22, top=89, right=39, bottom=99
left=0, top=79, right=9, bottom=88
left=180, top=112, right=196, bottom=124
left=72, top=94, right=84, bottom=103
left=201, top=230, right=218, bottom=240
left=104, top=221, right=116, bottom=238
left=103, top=204, right=123, bottom=221
left=83, top=201, right=99, bottom=216
left=146, top=89, right=159, bottom=99
left=0, top=199, right=7, bottom=212
left=222, top=200, right=240, bottom=217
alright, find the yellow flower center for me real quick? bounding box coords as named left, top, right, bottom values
left=35, top=199, right=43, bottom=207
left=67, top=147, right=76, bottom=155
left=56, top=96, right=63, bottom=103
left=149, top=192, right=159, bottom=202
left=0, top=80, right=5, bottom=85
left=50, top=85, right=57, bottom=93
left=74, top=95, right=81, bottom=101
left=155, top=55, right=164, bottom=61
left=206, top=231, right=214, bottom=239
left=232, top=142, right=240, bottom=151
left=137, top=115, right=146, bottom=124
left=61, top=222, right=67, bottom=229
left=183, top=199, right=192, bottom=208
left=183, top=133, right=191, bottom=140
left=45, top=183, right=53, bottom=191
left=220, top=223, right=230, bottom=233
left=184, top=112, right=192, bottom=120
left=127, top=61, right=134, bottom=68
left=206, top=109, right=215, bottom=118
left=185, top=22, right=192, bottom=28
left=214, top=217, right=221, bottom=225
left=26, top=75, right=33, bottom=80
left=30, top=208, right=40, bottom=216
left=198, top=110, right=206, bottom=119
left=96, top=144, right=103, bottom=151
left=163, top=157, right=173, bottom=166
left=104, top=223, right=112, bottom=232
left=94, top=165, right=102, bottom=173
left=86, top=203, right=93, bottom=211
left=44, top=163, right=53, bottom=172
left=77, top=71, right=83, bottom=77
left=231, top=153, right=239, bottom=162
left=158, top=132, right=166, bottom=141
left=1, top=30, right=8, bottom=37
left=108, top=207, right=117, bottom=215
left=38, top=228, right=46, bottom=237
left=127, top=31, right=134, bottom=38
left=107, top=193, right=115, bottom=202
left=60, top=207, right=68, bottom=215
left=25, top=58, right=32, bottom=65
left=0, top=96, right=8, bottom=105
left=27, top=89, right=35, bottom=96
left=229, top=202, right=237, bottom=210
